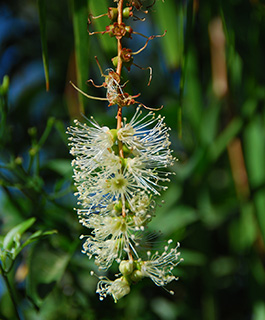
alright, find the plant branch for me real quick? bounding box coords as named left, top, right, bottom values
left=0, top=266, right=22, bottom=320
left=115, top=0, right=124, bottom=141
left=116, top=0, right=125, bottom=218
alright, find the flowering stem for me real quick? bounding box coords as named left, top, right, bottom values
left=116, top=0, right=125, bottom=217
left=116, top=0, right=124, bottom=133
left=117, top=107, right=124, bottom=155
left=0, top=266, right=22, bottom=320
left=67, top=0, right=182, bottom=302
left=116, top=0, right=124, bottom=77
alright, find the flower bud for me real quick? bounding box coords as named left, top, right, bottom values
left=122, top=144, right=131, bottom=156
left=119, top=260, right=134, bottom=275
left=111, top=56, right=119, bottom=68
left=114, top=201, right=123, bottom=213
left=111, top=144, right=119, bottom=155
left=130, top=269, right=143, bottom=283
left=111, top=277, right=131, bottom=302
left=120, top=157, right=128, bottom=168
left=109, top=129, right=118, bottom=142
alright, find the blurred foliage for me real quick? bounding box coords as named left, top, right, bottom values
left=0, top=0, right=265, bottom=319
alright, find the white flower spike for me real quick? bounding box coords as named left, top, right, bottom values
left=67, top=0, right=182, bottom=303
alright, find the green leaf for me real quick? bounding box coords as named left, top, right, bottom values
left=211, top=256, right=237, bottom=277
left=229, top=202, right=257, bottom=252
left=88, top=0, right=116, bottom=55
left=3, top=218, right=36, bottom=251
left=27, top=241, right=73, bottom=307
left=0, top=75, right=9, bottom=142
left=151, top=297, right=178, bottom=320
left=209, top=117, right=243, bottom=161
left=200, top=102, right=221, bottom=146
left=19, top=229, right=57, bottom=252
left=180, top=249, right=206, bottom=266
left=253, top=301, right=265, bottom=320
left=71, top=0, right=90, bottom=114
left=44, top=159, right=72, bottom=176
left=184, top=52, right=203, bottom=135
left=244, top=115, right=265, bottom=244
left=37, top=0, right=49, bottom=91
left=151, top=205, right=198, bottom=236
left=153, top=0, right=184, bottom=69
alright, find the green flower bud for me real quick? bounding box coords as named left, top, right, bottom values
left=119, top=260, right=134, bottom=275
left=109, top=129, right=118, bottom=142
left=112, top=144, right=119, bottom=155
left=120, top=157, right=128, bottom=168
left=113, top=200, right=130, bottom=213
left=130, top=269, right=143, bottom=283
left=122, top=144, right=131, bottom=156
left=114, top=200, right=123, bottom=213
left=112, top=56, right=119, bottom=68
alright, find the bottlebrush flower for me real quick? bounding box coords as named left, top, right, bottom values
left=67, top=117, right=115, bottom=174
left=138, top=241, right=183, bottom=289
left=67, top=108, right=175, bottom=210
left=67, top=108, right=181, bottom=300
left=74, top=167, right=140, bottom=213
left=79, top=213, right=142, bottom=269
left=95, top=275, right=131, bottom=303
left=67, top=0, right=182, bottom=303
left=117, top=107, right=175, bottom=168
left=125, top=156, right=170, bottom=195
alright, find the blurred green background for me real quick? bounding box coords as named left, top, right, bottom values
left=0, top=0, right=265, bottom=319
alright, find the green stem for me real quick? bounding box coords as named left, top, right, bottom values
left=178, top=0, right=194, bottom=139
left=0, top=267, right=22, bottom=320
left=177, top=105, right=182, bottom=140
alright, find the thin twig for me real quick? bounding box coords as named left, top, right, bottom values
left=0, top=267, right=22, bottom=320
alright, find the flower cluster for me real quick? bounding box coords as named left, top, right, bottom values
left=67, top=108, right=182, bottom=301
left=67, top=0, right=182, bottom=302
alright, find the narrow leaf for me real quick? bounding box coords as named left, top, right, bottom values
left=3, top=218, right=36, bottom=250
left=0, top=75, right=9, bottom=142
left=71, top=0, right=90, bottom=114
left=153, top=0, right=184, bottom=69
left=37, top=0, right=49, bottom=91
left=19, top=230, right=57, bottom=252
left=89, top=0, right=116, bottom=55
left=244, top=115, right=265, bottom=244
left=209, top=117, right=243, bottom=161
